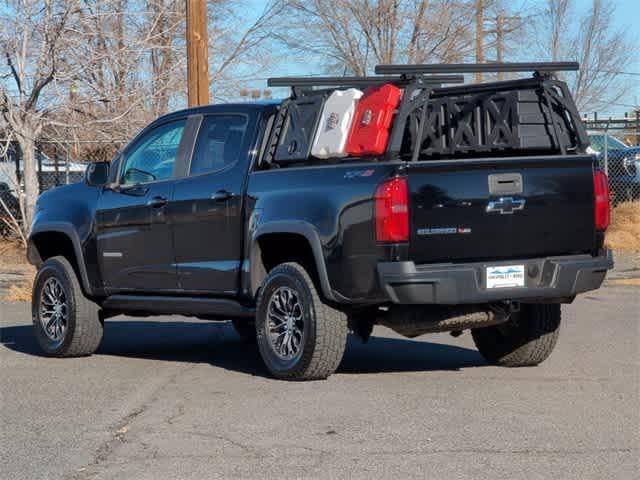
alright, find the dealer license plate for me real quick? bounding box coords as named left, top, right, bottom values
left=486, top=265, right=525, bottom=289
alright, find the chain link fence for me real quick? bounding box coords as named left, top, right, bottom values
left=583, top=114, right=640, bottom=205
left=586, top=132, right=640, bottom=205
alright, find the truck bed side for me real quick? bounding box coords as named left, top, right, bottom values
left=245, top=154, right=603, bottom=304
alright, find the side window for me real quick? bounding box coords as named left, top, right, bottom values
left=121, top=119, right=186, bottom=185
left=190, top=115, right=248, bottom=176
left=589, top=135, right=604, bottom=152
left=109, top=154, right=122, bottom=184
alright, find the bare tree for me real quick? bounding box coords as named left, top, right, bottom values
left=535, top=0, right=633, bottom=111
left=0, top=0, right=281, bottom=240
left=0, top=137, right=26, bottom=245
left=56, top=0, right=283, bottom=137
left=278, top=0, right=476, bottom=75
left=11, top=0, right=281, bottom=158
left=58, top=0, right=187, bottom=142
left=1, top=0, right=282, bottom=241
left=0, top=0, right=81, bottom=234
left=148, top=0, right=185, bottom=116
left=207, top=0, right=286, bottom=98
left=546, top=0, right=570, bottom=62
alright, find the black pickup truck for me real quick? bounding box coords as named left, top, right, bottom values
left=29, top=62, right=613, bottom=380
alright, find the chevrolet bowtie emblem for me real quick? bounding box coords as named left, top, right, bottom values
left=486, top=197, right=526, bottom=215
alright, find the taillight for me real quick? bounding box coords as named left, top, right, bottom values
left=593, top=170, right=610, bottom=230
left=375, top=177, right=409, bottom=242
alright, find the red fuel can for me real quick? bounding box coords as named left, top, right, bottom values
left=346, top=83, right=402, bottom=156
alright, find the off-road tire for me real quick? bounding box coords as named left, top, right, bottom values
left=231, top=318, right=256, bottom=343
left=471, top=304, right=561, bottom=367
left=32, top=256, right=103, bottom=357
left=255, top=262, right=348, bottom=381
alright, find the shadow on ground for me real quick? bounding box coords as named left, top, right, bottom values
left=0, top=319, right=487, bottom=377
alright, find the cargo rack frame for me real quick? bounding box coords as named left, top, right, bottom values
left=374, top=61, right=579, bottom=75
left=263, top=62, right=588, bottom=166
left=267, top=74, right=465, bottom=89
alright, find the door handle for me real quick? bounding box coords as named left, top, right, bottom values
left=146, top=196, right=168, bottom=208
left=211, top=190, right=233, bottom=202
left=488, top=173, right=523, bottom=195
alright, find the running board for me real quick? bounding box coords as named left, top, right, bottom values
left=102, top=295, right=255, bottom=319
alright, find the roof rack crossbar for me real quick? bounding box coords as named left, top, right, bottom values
left=267, top=75, right=464, bottom=88
left=375, top=62, right=579, bottom=75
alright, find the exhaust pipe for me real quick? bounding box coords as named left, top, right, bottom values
left=377, top=304, right=513, bottom=338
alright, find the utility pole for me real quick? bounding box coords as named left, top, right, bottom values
left=491, top=11, right=520, bottom=81
left=495, top=13, right=504, bottom=80
left=475, top=0, right=484, bottom=83
left=186, top=0, right=209, bottom=107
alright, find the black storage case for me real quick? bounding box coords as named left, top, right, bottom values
left=267, top=94, right=327, bottom=164
left=400, top=78, right=584, bottom=159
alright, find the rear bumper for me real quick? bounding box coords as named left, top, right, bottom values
left=378, top=250, right=614, bottom=305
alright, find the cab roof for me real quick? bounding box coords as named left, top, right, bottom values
left=159, top=100, right=282, bottom=122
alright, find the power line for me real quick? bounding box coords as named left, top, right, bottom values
left=603, top=101, right=639, bottom=108
left=584, top=69, right=640, bottom=77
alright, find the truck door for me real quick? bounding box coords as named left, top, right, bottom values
left=95, top=118, right=188, bottom=291
left=169, top=112, right=258, bottom=293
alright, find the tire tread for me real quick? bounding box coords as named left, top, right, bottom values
left=33, top=256, right=102, bottom=357
left=256, top=262, right=347, bottom=380
left=472, top=304, right=561, bottom=367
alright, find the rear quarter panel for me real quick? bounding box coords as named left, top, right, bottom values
left=245, top=163, right=403, bottom=301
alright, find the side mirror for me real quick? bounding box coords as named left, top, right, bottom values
left=85, top=162, right=110, bottom=187
left=123, top=167, right=156, bottom=184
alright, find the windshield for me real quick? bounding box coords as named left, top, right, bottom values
left=588, top=134, right=627, bottom=152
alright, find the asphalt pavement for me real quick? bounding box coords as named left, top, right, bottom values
left=1, top=284, right=638, bottom=480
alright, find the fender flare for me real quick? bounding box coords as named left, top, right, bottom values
left=28, top=222, right=94, bottom=296
left=251, top=220, right=335, bottom=301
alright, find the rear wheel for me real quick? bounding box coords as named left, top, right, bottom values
left=471, top=304, right=561, bottom=367
left=255, top=262, right=348, bottom=381
left=32, top=256, right=103, bottom=357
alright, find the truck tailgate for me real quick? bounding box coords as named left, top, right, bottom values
left=408, top=156, right=595, bottom=264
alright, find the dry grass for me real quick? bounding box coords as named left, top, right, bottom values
left=0, top=239, right=27, bottom=265
left=605, top=201, right=640, bottom=252
left=1, top=239, right=34, bottom=302
left=6, top=271, right=34, bottom=302
left=608, top=278, right=640, bottom=286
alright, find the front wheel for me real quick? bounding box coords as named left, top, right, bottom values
left=471, top=304, right=561, bottom=367
left=255, top=263, right=348, bottom=381
left=32, top=256, right=103, bottom=357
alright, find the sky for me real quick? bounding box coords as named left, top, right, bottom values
left=244, top=0, right=640, bottom=116
left=568, top=0, right=639, bottom=116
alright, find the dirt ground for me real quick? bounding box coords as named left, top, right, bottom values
left=605, top=202, right=640, bottom=252
left=0, top=239, right=27, bottom=264
left=0, top=240, right=33, bottom=302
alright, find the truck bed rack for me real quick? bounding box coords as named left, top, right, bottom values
left=267, top=75, right=465, bottom=88
left=375, top=61, right=579, bottom=75
left=262, top=62, right=587, bottom=166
